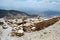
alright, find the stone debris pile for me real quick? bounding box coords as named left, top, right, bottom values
left=4, top=16, right=60, bottom=37
left=11, top=26, right=24, bottom=36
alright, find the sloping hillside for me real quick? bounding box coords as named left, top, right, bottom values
left=0, top=9, right=30, bottom=18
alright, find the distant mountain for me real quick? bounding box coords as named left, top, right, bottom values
left=0, top=9, right=30, bottom=18
left=41, top=10, right=60, bottom=17
left=1, top=9, right=59, bottom=18
left=0, top=9, right=39, bottom=18
left=24, top=10, right=60, bottom=17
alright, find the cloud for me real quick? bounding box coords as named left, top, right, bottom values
left=0, top=0, right=60, bottom=11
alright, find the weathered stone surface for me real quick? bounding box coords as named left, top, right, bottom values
left=11, top=26, right=24, bottom=37
left=23, top=26, right=32, bottom=32
left=34, top=16, right=60, bottom=30
left=4, top=16, right=60, bottom=37
left=0, top=26, right=3, bottom=36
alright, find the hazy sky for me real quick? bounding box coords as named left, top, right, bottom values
left=0, top=0, right=60, bottom=11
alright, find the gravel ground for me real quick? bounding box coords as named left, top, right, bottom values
left=0, top=19, right=60, bottom=40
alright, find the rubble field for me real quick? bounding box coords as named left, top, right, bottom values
left=4, top=16, right=60, bottom=36
left=0, top=16, right=60, bottom=40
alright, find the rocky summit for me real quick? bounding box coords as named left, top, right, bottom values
left=3, top=16, right=60, bottom=37
left=0, top=9, right=60, bottom=40
left=0, top=15, right=60, bottom=40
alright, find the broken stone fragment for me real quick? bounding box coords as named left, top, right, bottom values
left=18, top=30, right=24, bottom=33
left=23, top=22, right=35, bottom=32
left=31, top=27, right=36, bottom=31
left=23, top=23, right=31, bottom=27
left=11, top=26, right=24, bottom=37
left=9, top=24, right=17, bottom=27
left=11, top=30, right=24, bottom=37
left=18, top=26, right=23, bottom=30
left=23, top=25, right=34, bottom=32
left=15, top=19, right=23, bottom=24
left=18, top=24, right=23, bottom=27
left=16, top=31, right=24, bottom=37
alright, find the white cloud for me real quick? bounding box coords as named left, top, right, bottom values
left=0, top=0, right=60, bottom=11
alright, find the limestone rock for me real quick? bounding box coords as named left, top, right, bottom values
left=11, top=26, right=24, bottom=37
left=0, top=25, right=3, bottom=36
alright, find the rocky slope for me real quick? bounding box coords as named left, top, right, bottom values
left=0, top=16, right=59, bottom=37
left=0, top=16, right=60, bottom=40
left=0, top=9, right=38, bottom=18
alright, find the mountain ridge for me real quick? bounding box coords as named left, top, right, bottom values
left=0, top=9, right=30, bottom=18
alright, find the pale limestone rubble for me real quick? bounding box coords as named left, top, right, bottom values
left=0, top=26, right=3, bottom=36
left=4, top=16, right=60, bottom=37
left=11, top=26, right=24, bottom=36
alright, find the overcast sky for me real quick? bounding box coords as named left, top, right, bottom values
left=0, top=0, right=60, bottom=11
